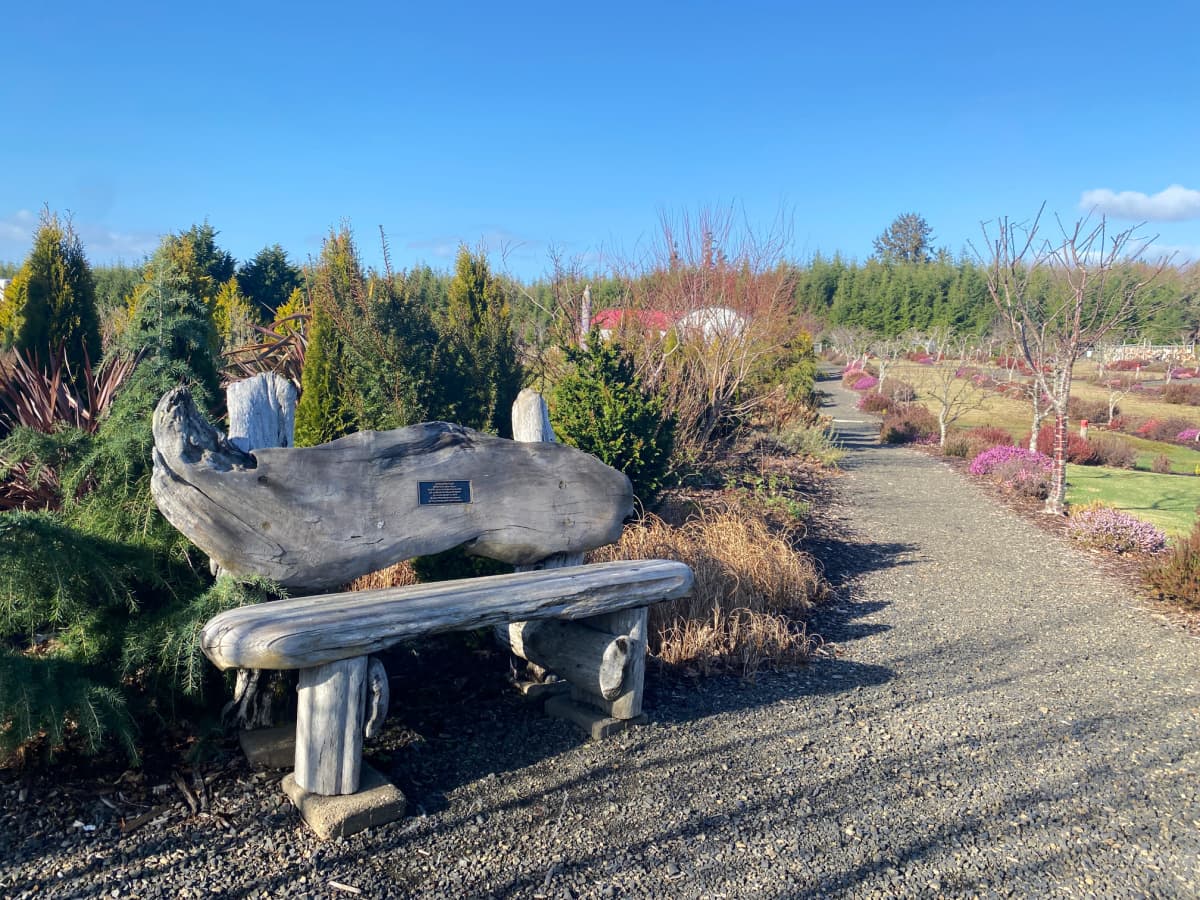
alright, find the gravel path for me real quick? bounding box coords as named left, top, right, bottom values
left=3, top=372, right=1199, bottom=898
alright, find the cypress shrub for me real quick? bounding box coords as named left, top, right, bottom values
left=551, top=334, right=675, bottom=504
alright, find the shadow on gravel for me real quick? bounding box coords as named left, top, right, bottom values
left=806, top=536, right=918, bottom=588
left=373, top=653, right=895, bottom=821
left=808, top=598, right=892, bottom=644
left=646, top=658, right=895, bottom=728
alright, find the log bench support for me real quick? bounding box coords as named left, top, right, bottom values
left=508, top=606, right=649, bottom=740
left=280, top=655, right=407, bottom=839
left=506, top=390, right=650, bottom=739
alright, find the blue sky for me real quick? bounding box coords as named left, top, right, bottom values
left=2, top=0, right=1197, bottom=279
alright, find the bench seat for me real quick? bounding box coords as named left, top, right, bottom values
left=200, top=559, right=693, bottom=671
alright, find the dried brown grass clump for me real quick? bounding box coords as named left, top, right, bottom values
left=589, top=512, right=826, bottom=676
left=346, top=560, right=419, bottom=592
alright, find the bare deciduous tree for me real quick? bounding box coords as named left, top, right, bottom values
left=871, top=337, right=905, bottom=395
left=624, top=206, right=801, bottom=450
left=980, top=208, right=1166, bottom=513
left=913, top=339, right=986, bottom=446
left=828, top=326, right=872, bottom=369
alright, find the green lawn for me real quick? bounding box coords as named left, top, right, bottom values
left=1066, top=465, right=1200, bottom=537
left=1116, top=434, right=1200, bottom=474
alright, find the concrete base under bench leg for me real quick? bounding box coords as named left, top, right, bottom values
left=282, top=764, right=406, bottom=839
left=545, top=694, right=647, bottom=740
left=239, top=724, right=295, bottom=769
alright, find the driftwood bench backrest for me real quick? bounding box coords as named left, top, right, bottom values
left=150, top=387, right=634, bottom=592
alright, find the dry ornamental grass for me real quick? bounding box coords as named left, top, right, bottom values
left=589, top=511, right=827, bottom=676
left=347, top=560, right=419, bottom=591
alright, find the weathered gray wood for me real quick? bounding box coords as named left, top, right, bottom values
left=505, top=388, right=587, bottom=673
left=500, top=552, right=586, bottom=669
left=222, top=667, right=274, bottom=730
left=151, top=387, right=633, bottom=591
left=511, top=391, right=583, bottom=569
left=226, top=372, right=297, bottom=452
left=201, top=559, right=693, bottom=671
left=507, top=619, right=630, bottom=700
left=573, top=607, right=648, bottom=719
left=223, top=373, right=298, bottom=728
left=511, top=387, right=556, bottom=443
left=580, top=284, right=592, bottom=348
left=363, top=657, right=389, bottom=740
left=295, top=656, right=367, bottom=795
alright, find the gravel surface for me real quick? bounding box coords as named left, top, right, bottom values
left=3, top=370, right=1198, bottom=898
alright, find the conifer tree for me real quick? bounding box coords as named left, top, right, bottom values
left=443, top=246, right=523, bottom=436
left=238, top=244, right=302, bottom=319
left=273, top=286, right=309, bottom=334
left=296, top=228, right=465, bottom=446
left=126, top=222, right=234, bottom=327
left=213, top=276, right=260, bottom=350
left=0, top=210, right=101, bottom=375
left=294, top=231, right=360, bottom=446
left=294, top=293, right=351, bottom=447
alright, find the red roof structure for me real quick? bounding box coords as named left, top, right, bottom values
left=591, top=308, right=675, bottom=335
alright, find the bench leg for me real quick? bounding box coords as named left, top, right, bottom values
left=295, top=656, right=367, bottom=795
left=575, top=606, right=647, bottom=719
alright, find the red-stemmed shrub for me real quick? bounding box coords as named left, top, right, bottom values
left=857, top=392, right=892, bottom=414
left=942, top=425, right=1013, bottom=460
left=880, top=404, right=937, bottom=444
left=1109, top=358, right=1150, bottom=371
left=1134, top=417, right=1195, bottom=443
left=1163, top=383, right=1200, bottom=406
left=1031, top=423, right=1099, bottom=465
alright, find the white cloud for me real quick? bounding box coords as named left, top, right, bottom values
left=1149, top=243, right=1200, bottom=264
left=1079, top=184, right=1200, bottom=222
left=74, top=222, right=158, bottom=261
left=0, top=209, right=36, bottom=243
left=404, top=237, right=457, bottom=258
left=0, top=210, right=158, bottom=263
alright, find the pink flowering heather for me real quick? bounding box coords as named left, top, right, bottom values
left=1067, top=507, right=1167, bottom=555
left=852, top=375, right=879, bottom=391
left=968, top=445, right=1053, bottom=476
left=1177, top=428, right=1200, bottom=442
left=1170, top=368, right=1197, bottom=380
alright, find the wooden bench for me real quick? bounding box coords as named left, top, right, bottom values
left=150, top=382, right=693, bottom=833
left=199, top=559, right=691, bottom=795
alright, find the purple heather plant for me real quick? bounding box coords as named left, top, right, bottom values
left=1067, top=506, right=1167, bottom=555
left=1176, top=428, right=1200, bottom=442
left=852, top=375, right=879, bottom=391
left=968, top=446, right=1053, bottom=476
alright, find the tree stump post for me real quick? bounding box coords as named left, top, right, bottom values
left=294, top=656, right=368, bottom=795
left=227, top=372, right=297, bottom=453
left=508, top=389, right=648, bottom=732
left=223, top=373, right=298, bottom=732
